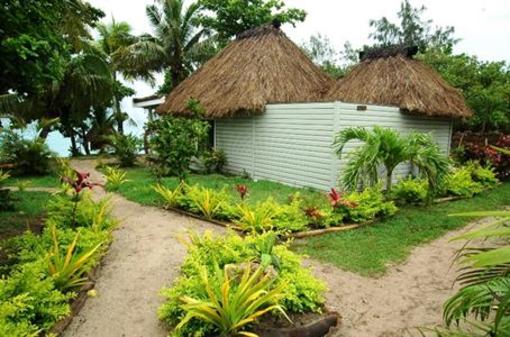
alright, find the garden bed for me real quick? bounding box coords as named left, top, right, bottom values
left=0, top=186, right=117, bottom=336
left=294, top=182, right=510, bottom=276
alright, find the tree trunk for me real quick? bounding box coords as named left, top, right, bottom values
left=39, top=126, right=51, bottom=139
left=114, top=96, right=124, bottom=135
left=385, top=169, right=393, bottom=194
left=80, top=127, right=90, bottom=156
left=70, top=130, right=79, bottom=157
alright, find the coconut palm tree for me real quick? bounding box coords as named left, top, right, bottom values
left=96, top=19, right=140, bottom=134
left=334, top=126, right=449, bottom=191
left=117, top=0, right=207, bottom=89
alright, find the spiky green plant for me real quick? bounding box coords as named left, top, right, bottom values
left=234, top=200, right=278, bottom=233
left=186, top=185, right=229, bottom=219
left=176, top=264, right=290, bottom=337
left=104, top=166, right=129, bottom=191
left=152, top=182, right=185, bottom=208
left=333, top=126, right=449, bottom=192
left=0, top=170, right=10, bottom=186
left=47, top=224, right=103, bottom=292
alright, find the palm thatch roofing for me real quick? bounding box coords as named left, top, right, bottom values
left=326, top=45, right=472, bottom=118
left=156, top=22, right=333, bottom=118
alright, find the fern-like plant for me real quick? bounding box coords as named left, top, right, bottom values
left=176, top=264, right=290, bottom=337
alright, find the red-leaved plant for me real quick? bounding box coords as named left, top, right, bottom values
left=304, top=206, right=324, bottom=221
left=328, top=188, right=357, bottom=209
left=235, top=184, right=248, bottom=200
left=62, top=170, right=102, bottom=227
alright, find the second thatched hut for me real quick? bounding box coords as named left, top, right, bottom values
left=157, top=25, right=471, bottom=190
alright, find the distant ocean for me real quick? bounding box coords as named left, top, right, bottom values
left=1, top=97, right=148, bottom=157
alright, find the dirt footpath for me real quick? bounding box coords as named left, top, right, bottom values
left=64, top=159, right=485, bottom=337
left=63, top=160, right=223, bottom=337
left=307, top=221, right=484, bottom=337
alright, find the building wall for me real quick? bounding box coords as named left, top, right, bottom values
left=215, top=102, right=453, bottom=190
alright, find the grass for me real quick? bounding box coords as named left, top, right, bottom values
left=293, top=182, right=510, bottom=277
left=114, top=166, right=323, bottom=206
left=5, top=174, right=60, bottom=188
left=0, top=191, right=50, bottom=241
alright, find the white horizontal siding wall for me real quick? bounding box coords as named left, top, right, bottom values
left=215, top=102, right=453, bottom=191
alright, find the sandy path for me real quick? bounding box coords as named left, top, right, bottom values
left=61, top=159, right=489, bottom=337
left=63, top=160, right=223, bottom=337
left=307, top=220, right=487, bottom=337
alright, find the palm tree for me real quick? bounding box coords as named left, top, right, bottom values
left=117, top=0, right=207, bottom=90
left=96, top=19, right=139, bottom=134
left=425, top=209, right=510, bottom=336
left=334, top=126, right=449, bottom=192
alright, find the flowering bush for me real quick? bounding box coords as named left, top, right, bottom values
left=458, top=134, right=510, bottom=180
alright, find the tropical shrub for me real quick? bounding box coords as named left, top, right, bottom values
left=270, top=193, right=309, bottom=233
left=234, top=198, right=279, bottom=232
left=202, top=148, right=227, bottom=174
left=185, top=185, right=232, bottom=220
left=176, top=264, right=288, bottom=337
left=334, top=127, right=448, bottom=192
left=147, top=115, right=209, bottom=180
left=443, top=167, right=484, bottom=198
left=0, top=192, right=114, bottom=335
left=14, top=179, right=31, bottom=192
left=391, top=177, right=429, bottom=204
left=0, top=170, right=15, bottom=211
left=108, top=133, right=141, bottom=167
left=427, top=210, right=510, bottom=336
left=47, top=224, right=103, bottom=292
left=0, top=128, right=54, bottom=176
left=153, top=183, right=185, bottom=209
left=46, top=191, right=114, bottom=230
left=104, top=166, right=129, bottom=191
left=344, top=185, right=398, bottom=222
left=0, top=261, right=73, bottom=336
left=457, top=133, right=510, bottom=180
left=158, top=232, right=325, bottom=337
left=464, top=161, right=499, bottom=188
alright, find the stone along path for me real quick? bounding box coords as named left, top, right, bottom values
left=63, top=160, right=223, bottom=337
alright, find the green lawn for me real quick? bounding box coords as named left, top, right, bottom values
left=0, top=191, right=50, bottom=241
left=5, top=174, right=60, bottom=188
left=115, top=166, right=323, bottom=206
left=293, top=182, right=510, bottom=277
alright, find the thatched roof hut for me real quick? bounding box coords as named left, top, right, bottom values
left=326, top=45, right=472, bottom=118
left=156, top=22, right=333, bottom=118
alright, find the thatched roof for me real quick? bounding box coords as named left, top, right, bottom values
left=326, top=46, right=472, bottom=118
left=156, top=23, right=333, bottom=118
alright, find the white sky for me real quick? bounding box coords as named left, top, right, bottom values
left=87, top=0, right=510, bottom=131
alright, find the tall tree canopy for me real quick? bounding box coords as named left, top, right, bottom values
left=301, top=34, right=352, bottom=79
left=368, top=0, right=458, bottom=52
left=118, top=0, right=207, bottom=91
left=0, top=0, right=104, bottom=101
left=96, top=19, right=139, bottom=134
left=197, top=0, right=306, bottom=44
left=421, top=51, right=510, bottom=133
